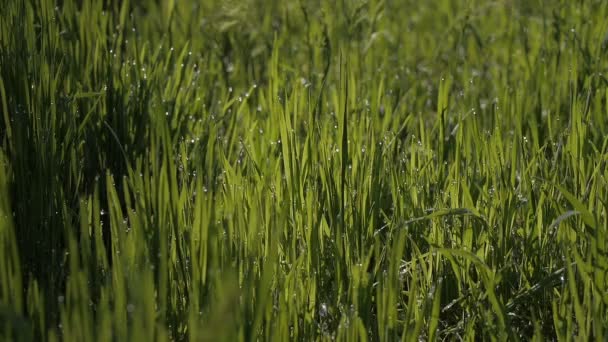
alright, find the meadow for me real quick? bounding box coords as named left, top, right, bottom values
left=1, top=0, right=608, bottom=340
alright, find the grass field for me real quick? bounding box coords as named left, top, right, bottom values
left=1, top=0, right=608, bottom=340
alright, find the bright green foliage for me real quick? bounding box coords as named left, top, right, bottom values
left=1, top=0, right=608, bottom=340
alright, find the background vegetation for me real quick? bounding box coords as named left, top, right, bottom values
left=1, top=0, right=608, bottom=340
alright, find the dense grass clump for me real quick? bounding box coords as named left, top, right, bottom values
left=1, top=0, right=608, bottom=340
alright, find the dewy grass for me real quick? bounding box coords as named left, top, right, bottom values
left=1, top=0, right=608, bottom=340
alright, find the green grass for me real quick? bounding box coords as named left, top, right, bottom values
left=1, top=0, right=608, bottom=340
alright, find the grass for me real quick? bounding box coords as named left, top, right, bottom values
left=1, top=0, right=608, bottom=340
